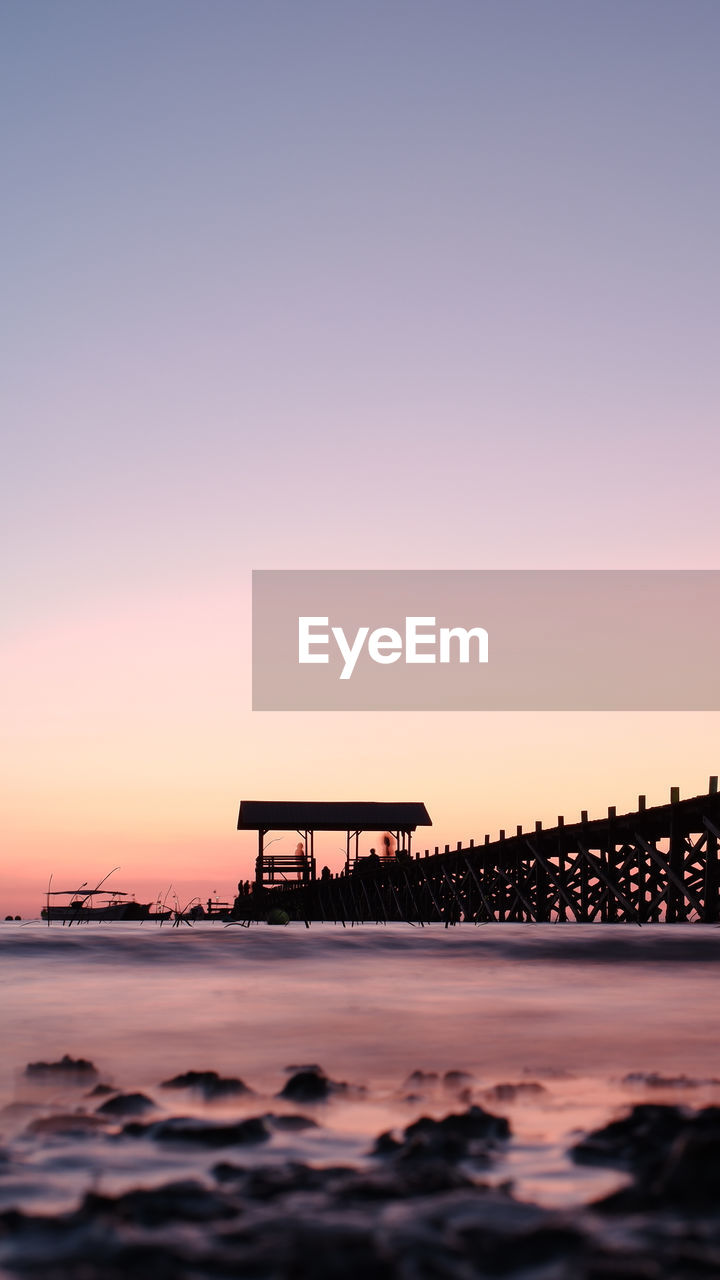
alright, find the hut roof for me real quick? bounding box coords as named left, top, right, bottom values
left=237, top=801, right=431, bottom=832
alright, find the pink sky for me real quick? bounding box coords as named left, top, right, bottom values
left=3, top=3, right=720, bottom=916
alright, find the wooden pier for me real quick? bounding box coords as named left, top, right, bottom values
left=236, top=780, right=720, bottom=925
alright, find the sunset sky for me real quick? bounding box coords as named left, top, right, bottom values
left=3, top=2, right=720, bottom=915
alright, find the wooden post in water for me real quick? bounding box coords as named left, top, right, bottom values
left=534, top=821, right=548, bottom=922
left=667, top=786, right=685, bottom=922
left=635, top=829, right=648, bottom=921
left=704, top=776, right=719, bottom=922
left=578, top=813, right=589, bottom=922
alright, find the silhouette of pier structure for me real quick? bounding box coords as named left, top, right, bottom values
left=236, top=780, right=720, bottom=924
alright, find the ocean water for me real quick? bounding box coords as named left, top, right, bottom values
left=1, top=921, right=719, bottom=1214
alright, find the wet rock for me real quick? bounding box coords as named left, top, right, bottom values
left=214, top=1160, right=347, bottom=1198
left=4, top=1173, right=720, bottom=1280
left=373, top=1130, right=402, bottom=1156
left=443, top=1069, right=473, bottom=1088
left=404, top=1069, right=439, bottom=1088
left=86, top=1083, right=115, bottom=1097
left=0, top=1232, right=192, bottom=1280
left=213, top=1150, right=487, bottom=1210
left=572, top=1104, right=688, bottom=1176
left=80, top=1179, right=236, bottom=1225
left=459, top=1215, right=588, bottom=1276
left=256, top=1217, right=396, bottom=1280
left=337, top=1161, right=475, bottom=1200
left=651, top=1107, right=720, bottom=1209
left=484, top=1081, right=547, bottom=1102
left=375, top=1104, right=510, bottom=1165
left=279, top=1067, right=347, bottom=1102
left=405, top=1103, right=510, bottom=1144
left=598, top=1104, right=720, bottom=1214
left=263, top=1112, right=319, bottom=1131
left=24, top=1054, right=98, bottom=1082
left=96, top=1092, right=156, bottom=1118
left=623, top=1071, right=719, bottom=1089
left=160, top=1069, right=251, bottom=1100
left=124, top=1114, right=270, bottom=1147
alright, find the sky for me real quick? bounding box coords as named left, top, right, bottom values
left=2, top=1, right=720, bottom=915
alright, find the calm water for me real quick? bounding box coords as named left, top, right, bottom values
left=1, top=921, right=719, bottom=1212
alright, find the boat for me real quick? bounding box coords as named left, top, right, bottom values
left=41, top=895, right=154, bottom=922
left=41, top=870, right=171, bottom=923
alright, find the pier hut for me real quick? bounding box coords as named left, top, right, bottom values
left=237, top=801, right=432, bottom=888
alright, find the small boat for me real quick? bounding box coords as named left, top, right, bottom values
left=41, top=891, right=157, bottom=922
left=41, top=869, right=171, bottom=923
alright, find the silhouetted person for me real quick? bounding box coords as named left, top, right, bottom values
left=366, top=848, right=381, bottom=875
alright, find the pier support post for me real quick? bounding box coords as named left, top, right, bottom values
left=704, top=781, right=719, bottom=922
left=667, top=802, right=686, bottom=923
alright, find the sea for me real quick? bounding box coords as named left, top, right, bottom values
left=1, top=920, right=719, bottom=1217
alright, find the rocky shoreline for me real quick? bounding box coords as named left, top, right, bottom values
left=1, top=1058, right=720, bottom=1277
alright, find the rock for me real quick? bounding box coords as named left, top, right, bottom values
left=160, top=1069, right=251, bottom=1100
left=337, top=1161, right=475, bottom=1200
left=3, top=1163, right=720, bottom=1280
left=252, top=1217, right=395, bottom=1280
left=623, top=1071, right=704, bottom=1089
left=373, top=1130, right=402, bottom=1156
left=404, top=1069, right=439, bottom=1088
left=213, top=1161, right=346, bottom=1199
left=597, top=1104, right=720, bottom=1213
left=263, top=1112, right=319, bottom=1131
left=443, top=1070, right=473, bottom=1088
left=279, top=1067, right=346, bottom=1102
left=86, top=1083, right=115, bottom=1097
left=404, top=1103, right=510, bottom=1145
left=80, top=1179, right=236, bottom=1225
left=96, top=1092, right=156, bottom=1118
left=124, top=1114, right=270, bottom=1147
left=459, top=1215, right=588, bottom=1275
left=484, top=1081, right=547, bottom=1102
left=374, top=1104, right=510, bottom=1166
left=652, top=1106, right=720, bottom=1208
left=25, top=1054, right=98, bottom=1082
left=572, top=1103, right=688, bottom=1176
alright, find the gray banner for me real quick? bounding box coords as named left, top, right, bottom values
left=252, top=570, right=720, bottom=710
